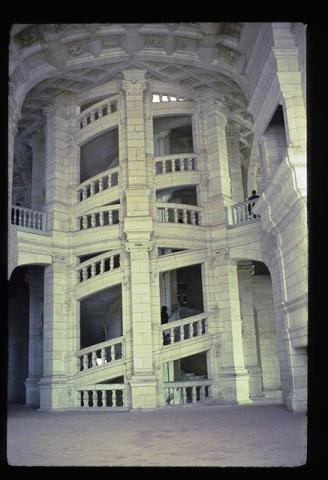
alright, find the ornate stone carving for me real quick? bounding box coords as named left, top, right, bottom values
left=66, top=41, right=88, bottom=57
left=52, top=255, right=66, bottom=263
left=101, top=35, right=121, bottom=49
left=16, top=27, right=42, bottom=48
left=214, top=96, right=228, bottom=114
left=120, top=79, right=148, bottom=95
left=143, top=35, right=166, bottom=49
left=200, top=171, right=210, bottom=188
left=42, top=104, right=55, bottom=118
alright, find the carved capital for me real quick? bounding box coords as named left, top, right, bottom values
left=213, top=96, right=228, bottom=115
left=52, top=255, right=66, bottom=263
left=42, top=104, right=55, bottom=118
left=120, top=79, right=148, bottom=96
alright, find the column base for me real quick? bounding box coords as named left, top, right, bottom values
left=39, top=376, right=69, bottom=410
left=220, top=367, right=251, bottom=403
left=286, top=388, right=307, bottom=413
left=25, top=376, right=41, bottom=408
left=130, top=375, right=157, bottom=409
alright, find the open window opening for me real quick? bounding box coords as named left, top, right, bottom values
left=80, top=128, right=119, bottom=184
left=156, top=185, right=198, bottom=206
left=80, top=284, right=122, bottom=349
left=153, top=115, right=194, bottom=156
left=160, top=263, right=204, bottom=322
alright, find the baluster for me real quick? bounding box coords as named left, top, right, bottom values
left=82, top=391, right=88, bottom=408
left=199, top=386, right=205, bottom=401
left=188, top=157, right=193, bottom=171
left=197, top=320, right=203, bottom=336
left=77, top=217, right=81, bottom=230
left=82, top=187, right=87, bottom=201
left=98, top=107, right=103, bottom=119
left=197, top=212, right=201, bottom=225
left=179, top=325, right=183, bottom=342
left=99, top=211, right=104, bottom=226
left=108, top=173, right=112, bottom=189
left=35, top=212, right=39, bottom=229
left=90, top=111, right=95, bottom=123
left=92, top=390, right=97, bottom=408
left=82, top=215, right=88, bottom=229
left=203, top=319, right=208, bottom=334
left=108, top=346, right=112, bottom=362
left=191, top=211, right=196, bottom=225
left=19, top=209, right=24, bottom=227
left=162, top=160, right=166, bottom=173
left=164, top=208, right=169, bottom=222
left=107, top=256, right=112, bottom=271
left=112, top=344, right=117, bottom=361
left=121, top=389, right=124, bottom=407
left=107, top=102, right=111, bottom=114
left=102, top=390, right=107, bottom=407
left=92, top=351, right=97, bottom=367
left=182, top=323, right=187, bottom=340
left=100, top=259, right=105, bottom=274
left=91, top=262, right=96, bottom=277
left=82, top=267, right=87, bottom=282
left=108, top=210, right=113, bottom=225
left=190, top=387, right=196, bottom=403
left=101, top=348, right=106, bottom=364
left=99, top=177, right=103, bottom=192
left=189, top=322, right=193, bottom=338
left=170, top=327, right=175, bottom=343
left=83, top=354, right=88, bottom=371
left=112, top=390, right=117, bottom=407
left=120, top=342, right=123, bottom=359
left=173, top=208, right=178, bottom=223
left=182, top=209, right=188, bottom=224
left=180, top=158, right=185, bottom=171
left=91, top=213, right=96, bottom=228
left=90, top=182, right=95, bottom=196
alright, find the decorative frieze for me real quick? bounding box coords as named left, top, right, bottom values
left=143, top=35, right=166, bottom=49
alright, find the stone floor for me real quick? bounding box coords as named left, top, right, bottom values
left=6, top=401, right=307, bottom=467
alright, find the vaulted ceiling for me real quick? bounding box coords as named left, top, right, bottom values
left=10, top=23, right=256, bottom=171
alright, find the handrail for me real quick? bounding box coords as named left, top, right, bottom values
left=156, top=202, right=202, bottom=211
left=227, top=198, right=260, bottom=226
left=76, top=383, right=125, bottom=391
left=160, top=312, right=207, bottom=331
left=76, top=249, right=121, bottom=271
left=76, top=336, right=124, bottom=357
left=154, top=153, right=197, bottom=161
left=77, top=166, right=119, bottom=191
left=162, top=379, right=212, bottom=388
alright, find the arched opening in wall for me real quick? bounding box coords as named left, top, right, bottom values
left=162, top=351, right=209, bottom=405
left=80, top=128, right=119, bottom=184
left=262, top=105, right=288, bottom=180
left=153, top=115, right=194, bottom=156
left=12, top=137, right=33, bottom=209
left=160, top=264, right=204, bottom=322
left=80, top=284, right=122, bottom=349
left=8, top=265, right=44, bottom=407
left=237, top=260, right=282, bottom=401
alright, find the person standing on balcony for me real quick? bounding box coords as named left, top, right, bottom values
left=161, top=306, right=172, bottom=345
left=248, top=190, right=260, bottom=219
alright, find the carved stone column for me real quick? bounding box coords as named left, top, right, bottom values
left=200, top=90, right=233, bottom=224
left=25, top=269, right=44, bottom=407
left=226, top=122, right=245, bottom=203
left=215, top=251, right=250, bottom=403
left=125, top=240, right=157, bottom=409
left=238, top=262, right=264, bottom=399
left=42, top=95, right=72, bottom=232
left=39, top=256, right=69, bottom=410
left=30, top=130, right=45, bottom=211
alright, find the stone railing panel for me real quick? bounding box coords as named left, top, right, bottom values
left=155, top=153, right=197, bottom=175
left=161, top=313, right=208, bottom=346
left=76, top=384, right=126, bottom=408
left=76, top=205, right=121, bottom=230
left=11, top=205, right=49, bottom=233
left=77, top=97, right=118, bottom=130
left=162, top=379, right=212, bottom=406
left=76, top=250, right=121, bottom=284
left=157, top=202, right=202, bottom=226
left=76, top=336, right=124, bottom=373
left=77, top=167, right=119, bottom=202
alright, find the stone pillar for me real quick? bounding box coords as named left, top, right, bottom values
left=42, top=95, right=71, bottom=233
left=202, top=258, right=222, bottom=399
left=39, top=257, right=69, bottom=410
left=25, top=269, right=44, bottom=407
left=238, top=263, right=264, bottom=399
left=201, top=91, right=232, bottom=224
left=125, top=241, right=157, bottom=409
left=226, top=122, right=245, bottom=203
left=215, top=252, right=250, bottom=403
left=30, top=131, right=45, bottom=211
left=121, top=69, right=157, bottom=408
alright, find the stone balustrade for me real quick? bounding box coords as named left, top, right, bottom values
left=227, top=199, right=260, bottom=226
left=161, top=313, right=208, bottom=346
left=76, top=337, right=124, bottom=372
left=76, top=250, right=121, bottom=284
left=157, top=203, right=202, bottom=225
left=77, top=167, right=119, bottom=202
left=162, top=379, right=212, bottom=406
left=155, top=153, right=197, bottom=174
left=77, top=206, right=120, bottom=230
left=77, top=384, right=126, bottom=408
left=11, top=205, right=49, bottom=233
left=77, top=97, right=118, bottom=130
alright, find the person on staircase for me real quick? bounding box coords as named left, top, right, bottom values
left=248, top=190, right=260, bottom=219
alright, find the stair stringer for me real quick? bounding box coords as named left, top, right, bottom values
left=73, top=358, right=128, bottom=388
